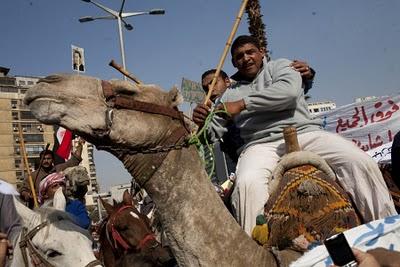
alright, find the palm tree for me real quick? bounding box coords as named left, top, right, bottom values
left=245, top=0, right=270, bottom=61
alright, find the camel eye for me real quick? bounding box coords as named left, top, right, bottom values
left=47, top=250, right=62, bottom=258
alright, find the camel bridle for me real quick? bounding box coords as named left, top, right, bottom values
left=19, top=220, right=102, bottom=267
left=98, top=80, right=190, bottom=155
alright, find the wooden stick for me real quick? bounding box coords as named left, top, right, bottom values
left=18, top=123, right=39, bottom=208
left=203, top=0, right=250, bottom=105
left=109, top=60, right=143, bottom=85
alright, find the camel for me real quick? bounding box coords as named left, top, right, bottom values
left=25, top=74, right=307, bottom=266
left=10, top=188, right=100, bottom=266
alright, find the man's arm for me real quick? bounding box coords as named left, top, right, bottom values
left=66, top=200, right=91, bottom=229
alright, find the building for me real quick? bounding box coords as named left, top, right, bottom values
left=0, top=67, right=99, bottom=200
left=307, top=101, right=337, bottom=115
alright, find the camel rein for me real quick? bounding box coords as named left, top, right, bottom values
left=19, top=220, right=102, bottom=267
left=104, top=205, right=157, bottom=253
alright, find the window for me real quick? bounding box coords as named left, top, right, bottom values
left=0, top=87, right=18, bottom=93
left=27, top=81, right=34, bottom=85
left=23, top=134, right=44, bottom=143
left=313, top=108, right=318, bottom=112
left=19, top=81, right=26, bottom=86
left=20, top=111, right=36, bottom=120
left=12, top=112, right=18, bottom=120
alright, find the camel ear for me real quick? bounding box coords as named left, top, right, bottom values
left=123, top=190, right=132, bottom=206
left=168, top=86, right=183, bottom=107
left=113, top=199, right=118, bottom=206
left=100, top=197, right=114, bottom=215
left=13, top=197, right=39, bottom=226
left=53, top=187, right=66, bottom=211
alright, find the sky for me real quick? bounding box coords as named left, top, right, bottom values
left=1, top=0, right=400, bottom=191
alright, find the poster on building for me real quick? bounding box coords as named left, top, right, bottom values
left=181, top=78, right=205, bottom=104
left=318, top=95, right=400, bottom=162
left=71, top=45, right=85, bottom=73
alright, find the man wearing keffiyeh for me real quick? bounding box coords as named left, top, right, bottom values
left=38, top=173, right=91, bottom=229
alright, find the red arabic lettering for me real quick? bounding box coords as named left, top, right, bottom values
left=370, top=99, right=400, bottom=123
left=351, top=130, right=394, bottom=152
left=336, top=107, right=361, bottom=133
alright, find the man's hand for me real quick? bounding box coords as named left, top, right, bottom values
left=192, top=101, right=212, bottom=128
left=216, top=99, right=246, bottom=117
left=352, top=248, right=380, bottom=267
left=20, top=191, right=32, bottom=202
left=290, top=60, right=314, bottom=80
left=367, top=247, right=400, bottom=267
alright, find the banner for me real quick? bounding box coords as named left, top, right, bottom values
left=71, top=45, right=85, bottom=73
left=181, top=78, right=205, bottom=104
left=319, top=95, right=400, bottom=162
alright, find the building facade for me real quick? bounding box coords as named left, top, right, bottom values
left=0, top=68, right=99, bottom=200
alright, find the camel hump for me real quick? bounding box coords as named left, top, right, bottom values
left=283, top=127, right=300, bottom=154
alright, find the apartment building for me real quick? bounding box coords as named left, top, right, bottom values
left=0, top=67, right=99, bottom=198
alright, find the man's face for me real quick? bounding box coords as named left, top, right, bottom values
left=44, top=183, right=65, bottom=200
left=232, top=43, right=265, bottom=80
left=73, top=52, right=81, bottom=65
left=202, top=73, right=230, bottom=102
left=42, top=154, right=54, bottom=168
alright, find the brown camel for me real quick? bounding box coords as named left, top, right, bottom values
left=25, top=74, right=319, bottom=266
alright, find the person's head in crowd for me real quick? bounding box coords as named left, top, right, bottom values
left=231, top=35, right=265, bottom=81
left=39, top=150, right=55, bottom=170
left=201, top=69, right=231, bottom=102
left=38, top=172, right=66, bottom=204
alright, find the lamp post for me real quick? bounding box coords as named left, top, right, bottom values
left=79, top=0, right=165, bottom=80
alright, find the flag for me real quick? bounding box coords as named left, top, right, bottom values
left=53, top=126, right=73, bottom=164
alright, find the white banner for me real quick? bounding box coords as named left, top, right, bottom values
left=318, top=95, right=400, bottom=162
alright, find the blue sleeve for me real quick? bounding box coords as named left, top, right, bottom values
left=66, top=200, right=91, bottom=229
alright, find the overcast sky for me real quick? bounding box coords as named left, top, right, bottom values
left=1, top=0, right=400, bottom=191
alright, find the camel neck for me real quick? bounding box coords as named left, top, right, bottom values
left=116, top=146, right=278, bottom=267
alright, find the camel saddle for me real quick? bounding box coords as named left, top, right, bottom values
left=264, top=127, right=361, bottom=251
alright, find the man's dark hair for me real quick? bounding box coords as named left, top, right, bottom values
left=201, top=69, right=229, bottom=82
left=39, top=149, right=55, bottom=160
left=230, top=35, right=261, bottom=56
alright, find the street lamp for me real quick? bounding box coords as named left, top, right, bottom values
left=79, top=0, right=165, bottom=80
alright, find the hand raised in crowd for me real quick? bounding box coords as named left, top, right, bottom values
left=192, top=101, right=212, bottom=128
left=20, top=191, right=32, bottom=202
left=290, top=60, right=314, bottom=80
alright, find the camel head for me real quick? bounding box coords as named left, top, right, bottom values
left=24, top=74, right=186, bottom=150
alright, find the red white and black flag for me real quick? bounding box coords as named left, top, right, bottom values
left=53, top=126, right=73, bottom=164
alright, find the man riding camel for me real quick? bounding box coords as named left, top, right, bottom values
left=193, top=35, right=397, bottom=234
